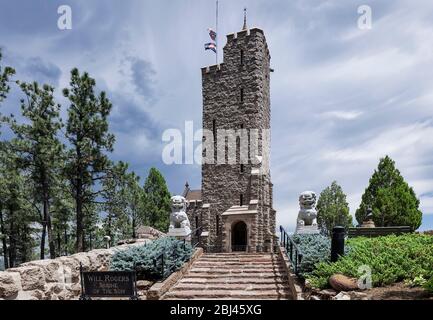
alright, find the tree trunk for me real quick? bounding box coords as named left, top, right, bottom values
left=45, top=199, right=56, bottom=259
left=132, top=214, right=136, bottom=239
left=76, top=177, right=84, bottom=252
left=0, top=209, right=9, bottom=269
left=8, top=213, right=16, bottom=268
left=40, top=219, right=46, bottom=260
left=57, top=232, right=61, bottom=256
left=64, top=227, right=68, bottom=256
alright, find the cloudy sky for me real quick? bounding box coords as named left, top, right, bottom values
left=1, top=0, right=432, bottom=231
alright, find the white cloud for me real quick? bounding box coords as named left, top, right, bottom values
left=321, top=110, right=363, bottom=120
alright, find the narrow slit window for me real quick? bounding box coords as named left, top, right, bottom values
left=240, top=194, right=244, bottom=206
left=212, top=119, right=216, bottom=138
left=240, top=50, right=244, bottom=65
left=240, top=88, right=244, bottom=103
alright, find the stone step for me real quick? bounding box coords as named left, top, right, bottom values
left=172, top=283, right=290, bottom=291
left=202, top=253, right=278, bottom=259
left=202, top=254, right=276, bottom=258
left=179, top=277, right=289, bottom=285
left=193, top=262, right=285, bottom=268
left=189, top=268, right=287, bottom=274
left=163, top=290, right=292, bottom=300
left=199, top=258, right=279, bottom=263
left=184, top=272, right=288, bottom=279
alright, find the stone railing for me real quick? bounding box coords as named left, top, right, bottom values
left=0, top=242, right=146, bottom=300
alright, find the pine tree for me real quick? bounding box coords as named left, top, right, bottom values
left=9, top=81, right=64, bottom=259
left=356, top=156, right=423, bottom=230
left=316, top=181, right=353, bottom=237
left=102, top=161, right=130, bottom=246
left=0, top=49, right=15, bottom=104
left=0, top=143, right=38, bottom=267
left=143, top=168, right=171, bottom=232
left=124, top=171, right=145, bottom=239
left=63, top=68, right=115, bottom=252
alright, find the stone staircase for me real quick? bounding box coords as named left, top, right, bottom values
left=162, top=253, right=292, bottom=300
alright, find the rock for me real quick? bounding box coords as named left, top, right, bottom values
left=58, top=257, right=80, bottom=283
left=136, top=280, right=153, bottom=290
left=22, top=260, right=63, bottom=283
left=348, top=291, right=370, bottom=300
left=319, top=289, right=337, bottom=299
left=0, top=272, right=20, bottom=298
left=332, top=292, right=351, bottom=300
left=310, top=295, right=321, bottom=300
left=329, top=274, right=359, bottom=292
left=304, top=279, right=313, bottom=291
left=29, top=289, right=45, bottom=300
left=71, top=253, right=91, bottom=269
left=8, top=266, right=45, bottom=291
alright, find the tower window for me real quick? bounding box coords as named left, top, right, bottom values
left=240, top=194, right=244, bottom=206
left=240, top=50, right=244, bottom=65
left=212, top=119, right=216, bottom=138
left=216, top=215, right=220, bottom=235
left=240, top=88, right=244, bottom=103
left=240, top=164, right=245, bottom=173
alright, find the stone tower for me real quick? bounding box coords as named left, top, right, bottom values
left=184, top=24, right=276, bottom=253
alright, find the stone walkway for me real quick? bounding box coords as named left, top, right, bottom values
left=162, top=253, right=292, bottom=300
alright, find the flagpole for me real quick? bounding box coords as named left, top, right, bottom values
left=216, top=0, right=219, bottom=65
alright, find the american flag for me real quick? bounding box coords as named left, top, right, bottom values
left=205, top=42, right=217, bottom=53
left=208, top=28, right=217, bottom=41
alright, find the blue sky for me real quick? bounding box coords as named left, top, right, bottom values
left=0, top=0, right=432, bottom=231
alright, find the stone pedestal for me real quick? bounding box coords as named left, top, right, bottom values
left=361, top=220, right=376, bottom=228
left=296, top=225, right=320, bottom=235
left=167, top=227, right=192, bottom=241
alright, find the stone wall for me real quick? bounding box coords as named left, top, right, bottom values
left=198, top=27, right=276, bottom=251
left=0, top=242, right=145, bottom=300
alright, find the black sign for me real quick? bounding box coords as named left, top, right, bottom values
left=80, top=268, right=138, bottom=299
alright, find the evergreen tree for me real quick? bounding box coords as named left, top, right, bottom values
left=101, top=162, right=145, bottom=244
left=0, top=49, right=15, bottom=104
left=143, top=168, right=171, bottom=232
left=316, top=181, right=352, bottom=237
left=63, top=68, right=115, bottom=252
left=102, top=161, right=130, bottom=246
left=356, top=156, right=423, bottom=230
left=124, top=171, right=145, bottom=239
left=0, top=143, right=38, bottom=267
left=9, top=82, right=64, bottom=259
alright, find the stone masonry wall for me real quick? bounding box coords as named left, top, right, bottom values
left=0, top=242, right=144, bottom=300
left=200, top=27, right=275, bottom=251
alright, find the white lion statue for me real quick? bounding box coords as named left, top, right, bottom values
left=169, top=195, right=191, bottom=233
left=297, top=191, right=318, bottom=227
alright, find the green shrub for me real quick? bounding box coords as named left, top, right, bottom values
left=424, top=276, right=433, bottom=294
left=292, top=234, right=331, bottom=275
left=110, top=237, right=193, bottom=280
left=306, top=234, right=433, bottom=289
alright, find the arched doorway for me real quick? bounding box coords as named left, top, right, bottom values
left=231, top=221, right=248, bottom=252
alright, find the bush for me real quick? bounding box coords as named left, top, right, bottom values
left=110, top=237, right=193, bottom=280
left=306, top=234, right=433, bottom=289
left=292, top=234, right=331, bottom=275
left=424, top=276, right=433, bottom=294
